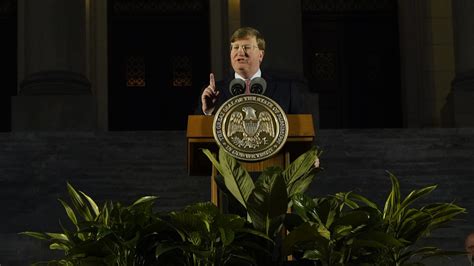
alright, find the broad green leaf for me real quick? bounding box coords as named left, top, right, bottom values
left=317, top=224, right=331, bottom=240
left=185, top=201, right=219, bottom=218
left=101, top=202, right=109, bottom=226
left=202, top=148, right=255, bottom=209
left=49, top=242, right=70, bottom=251
left=19, top=231, right=49, bottom=240
left=202, top=149, right=225, bottom=176
left=79, top=191, right=100, bottom=217
left=333, top=192, right=359, bottom=209
left=282, top=147, right=318, bottom=190
left=171, top=212, right=209, bottom=236
left=396, top=185, right=437, bottom=218
left=314, top=198, right=338, bottom=228
left=291, top=193, right=317, bottom=222
left=383, top=172, right=401, bottom=220
left=347, top=192, right=379, bottom=210
left=247, top=171, right=287, bottom=235
left=45, top=232, right=69, bottom=241
left=58, top=199, right=78, bottom=226
left=218, top=147, right=255, bottom=206
left=216, top=214, right=245, bottom=231
left=282, top=222, right=328, bottom=256
left=287, top=170, right=316, bottom=198
left=131, top=195, right=158, bottom=207
left=219, top=227, right=235, bottom=246
left=333, top=225, right=353, bottom=238
left=67, top=182, right=93, bottom=221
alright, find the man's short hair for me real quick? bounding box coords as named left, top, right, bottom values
left=230, top=27, right=265, bottom=51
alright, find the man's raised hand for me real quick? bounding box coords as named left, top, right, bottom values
left=201, top=73, right=220, bottom=115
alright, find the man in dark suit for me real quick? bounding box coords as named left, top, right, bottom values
left=200, top=26, right=307, bottom=115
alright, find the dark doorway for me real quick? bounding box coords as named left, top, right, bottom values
left=0, top=0, right=17, bottom=132
left=108, top=0, right=210, bottom=130
left=302, top=0, right=402, bottom=128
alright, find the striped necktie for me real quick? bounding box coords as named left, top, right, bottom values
left=245, top=79, right=251, bottom=94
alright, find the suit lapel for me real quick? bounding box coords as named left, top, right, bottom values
left=262, top=74, right=276, bottom=99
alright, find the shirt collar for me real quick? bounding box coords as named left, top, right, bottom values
left=234, top=69, right=261, bottom=80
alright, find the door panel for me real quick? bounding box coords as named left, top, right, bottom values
left=302, top=1, right=402, bottom=128
left=108, top=1, right=209, bottom=131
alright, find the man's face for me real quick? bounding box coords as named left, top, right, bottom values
left=466, top=234, right=474, bottom=255
left=230, top=36, right=264, bottom=78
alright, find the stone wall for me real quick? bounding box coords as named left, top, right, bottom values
left=0, top=129, right=473, bottom=265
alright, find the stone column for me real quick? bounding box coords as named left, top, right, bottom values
left=444, top=0, right=474, bottom=127
left=12, top=0, right=96, bottom=130
left=397, top=0, right=426, bottom=127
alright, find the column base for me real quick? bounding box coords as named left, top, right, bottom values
left=12, top=71, right=97, bottom=131
left=11, top=95, right=97, bottom=131
left=442, top=71, right=474, bottom=127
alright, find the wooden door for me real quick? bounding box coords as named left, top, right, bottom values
left=302, top=0, right=402, bottom=128
left=108, top=0, right=210, bottom=130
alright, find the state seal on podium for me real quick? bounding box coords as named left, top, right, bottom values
left=213, top=94, right=288, bottom=161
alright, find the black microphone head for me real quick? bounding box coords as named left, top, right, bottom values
left=229, top=78, right=246, bottom=96
left=250, top=77, right=267, bottom=94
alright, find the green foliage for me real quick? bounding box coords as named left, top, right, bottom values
left=21, top=184, right=271, bottom=266
left=155, top=202, right=272, bottom=266
left=282, top=173, right=466, bottom=266
left=202, top=147, right=321, bottom=264
left=283, top=192, right=402, bottom=265
left=21, top=148, right=466, bottom=266
left=377, top=172, right=466, bottom=265
left=202, top=146, right=320, bottom=239
left=21, top=183, right=162, bottom=265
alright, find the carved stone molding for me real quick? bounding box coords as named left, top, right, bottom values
left=19, top=71, right=91, bottom=95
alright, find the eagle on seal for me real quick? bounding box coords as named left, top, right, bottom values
left=227, top=106, right=275, bottom=139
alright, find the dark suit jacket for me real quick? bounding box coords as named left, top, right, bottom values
left=197, top=73, right=308, bottom=115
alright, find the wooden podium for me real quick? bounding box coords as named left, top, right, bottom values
left=186, top=114, right=315, bottom=206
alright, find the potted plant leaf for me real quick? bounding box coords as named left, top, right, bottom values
left=202, top=146, right=321, bottom=264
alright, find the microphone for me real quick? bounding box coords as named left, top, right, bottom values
left=249, top=77, right=267, bottom=94
left=229, top=78, right=246, bottom=96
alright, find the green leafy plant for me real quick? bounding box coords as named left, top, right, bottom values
left=377, top=172, right=466, bottom=265
left=21, top=149, right=466, bottom=266
left=202, top=147, right=320, bottom=238
left=281, top=173, right=466, bottom=266
left=155, top=202, right=272, bottom=266
left=202, top=147, right=321, bottom=264
left=283, top=192, right=401, bottom=265
left=21, top=183, right=162, bottom=265
left=21, top=184, right=271, bottom=266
